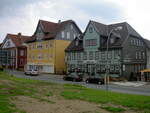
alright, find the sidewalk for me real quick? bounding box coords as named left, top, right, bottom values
left=111, top=81, right=147, bottom=87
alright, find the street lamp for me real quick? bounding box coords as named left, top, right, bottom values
left=105, top=26, right=122, bottom=91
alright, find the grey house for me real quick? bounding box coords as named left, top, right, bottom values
left=65, top=20, right=147, bottom=79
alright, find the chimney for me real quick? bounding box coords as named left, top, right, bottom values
left=58, top=20, right=61, bottom=23
left=18, top=32, right=22, bottom=38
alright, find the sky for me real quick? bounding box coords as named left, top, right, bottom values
left=0, top=0, right=150, bottom=43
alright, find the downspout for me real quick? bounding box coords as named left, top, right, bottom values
left=54, top=39, right=56, bottom=74
left=121, top=33, right=130, bottom=77
left=16, top=48, right=18, bottom=69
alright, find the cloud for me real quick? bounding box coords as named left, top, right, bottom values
left=106, top=0, right=150, bottom=38
left=1, top=0, right=150, bottom=43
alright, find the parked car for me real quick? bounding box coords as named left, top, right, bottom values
left=85, top=73, right=104, bottom=85
left=24, top=69, right=39, bottom=76
left=63, top=72, right=83, bottom=82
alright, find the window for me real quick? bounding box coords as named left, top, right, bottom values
left=38, top=54, right=42, bottom=59
left=32, top=55, right=35, bottom=59
left=75, top=40, right=79, bottom=46
left=89, top=51, right=93, bottom=60
left=49, top=41, right=52, bottom=47
left=139, top=40, right=141, bottom=46
left=101, top=51, right=105, bottom=60
left=46, top=44, right=48, bottom=48
left=110, top=38, right=115, bottom=44
left=136, top=52, right=138, bottom=59
left=77, top=53, right=81, bottom=60
left=95, top=51, right=99, bottom=60
left=141, top=42, right=144, bottom=46
left=139, top=52, right=141, bottom=59
left=71, top=25, right=73, bottom=29
left=32, top=44, right=35, bottom=49
left=83, top=52, right=87, bottom=60
left=72, top=52, right=75, bottom=60
left=61, top=31, right=65, bottom=38
left=110, top=65, right=115, bottom=71
left=36, top=28, right=43, bottom=40
left=115, top=65, right=120, bottom=71
left=67, top=53, right=71, bottom=61
left=108, top=51, right=112, bottom=59
left=20, top=50, right=24, bottom=56
left=114, top=50, right=120, bottom=59
left=73, top=34, right=76, bottom=39
left=131, top=39, right=133, bottom=45
left=85, top=39, right=97, bottom=46
left=134, top=39, right=136, bottom=45
left=89, top=27, right=93, bottom=33
left=46, top=54, right=49, bottom=59
left=19, top=59, right=23, bottom=66
left=142, top=52, right=145, bottom=59
left=6, top=41, right=10, bottom=47
left=67, top=32, right=70, bottom=39
left=37, top=42, right=42, bottom=49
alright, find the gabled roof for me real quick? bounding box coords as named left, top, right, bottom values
left=26, top=19, right=82, bottom=43
left=2, top=33, right=30, bottom=47
left=66, top=20, right=144, bottom=52
left=91, top=21, right=108, bottom=36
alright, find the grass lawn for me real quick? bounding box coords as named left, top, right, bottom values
left=0, top=71, right=150, bottom=113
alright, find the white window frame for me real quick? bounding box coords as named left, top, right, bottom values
left=61, top=31, right=65, bottom=38
left=71, top=24, right=73, bottom=30
left=139, top=52, right=141, bottom=59
left=20, top=50, right=24, bottom=56
left=67, top=32, right=70, bottom=39
left=73, top=34, right=76, bottom=39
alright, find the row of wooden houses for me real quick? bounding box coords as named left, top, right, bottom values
left=0, top=19, right=150, bottom=80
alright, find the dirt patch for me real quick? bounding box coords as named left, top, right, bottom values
left=100, top=103, right=137, bottom=113
left=12, top=96, right=109, bottom=113
left=0, top=79, right=15, bottom=85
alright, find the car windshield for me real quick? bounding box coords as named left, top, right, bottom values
left=70, top=72, right=77, bottom=77
left=90, top=73, right=102, bottom=78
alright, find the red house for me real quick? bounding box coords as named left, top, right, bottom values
left=1, top=33, right=30, bottom=69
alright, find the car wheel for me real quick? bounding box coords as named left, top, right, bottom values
left=73, top=78, right=76, bottom=82
left=98, top=81, right=102, bottom=85
left=86, top=80, right=89, bottom=83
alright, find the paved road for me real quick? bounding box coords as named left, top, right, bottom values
left=7, top=70, right=150, bottom=96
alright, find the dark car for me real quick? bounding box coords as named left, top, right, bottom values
left=85, top=73, right=104, bottom=85
left=63, top=72, right=83, bottom=82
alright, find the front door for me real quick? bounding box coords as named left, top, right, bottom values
left=87, top=64, right=95, bottom=75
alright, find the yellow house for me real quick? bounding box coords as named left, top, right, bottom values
left=26, top=20, right=81, bottom=74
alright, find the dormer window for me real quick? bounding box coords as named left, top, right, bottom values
left=6, top=41, right=10, bottom=47
left=36, top=27, right=43, bottom=40
left=75, top=40, right=79, bottom=46
left=71, top=25, right=73, bottom=29
left=73, top=34, right=76, bottom=39
left=89, top=27, right=93, bottom=33
left=67, top=32, right=70, bottom=39
left=61, top=31, right=65, bottom=38
left=110, top=38, right=115, bottom=44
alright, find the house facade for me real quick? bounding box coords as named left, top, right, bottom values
left=26, top=20, right=81, bottom=74
left=65, top=20, right=147, bottom=79
left=1, top=33, right=30, bottom=69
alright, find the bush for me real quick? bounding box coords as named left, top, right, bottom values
left=0, top=66, right=4, bottom=71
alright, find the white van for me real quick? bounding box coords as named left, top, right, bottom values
left=24, top=65, right=39, bottom=76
